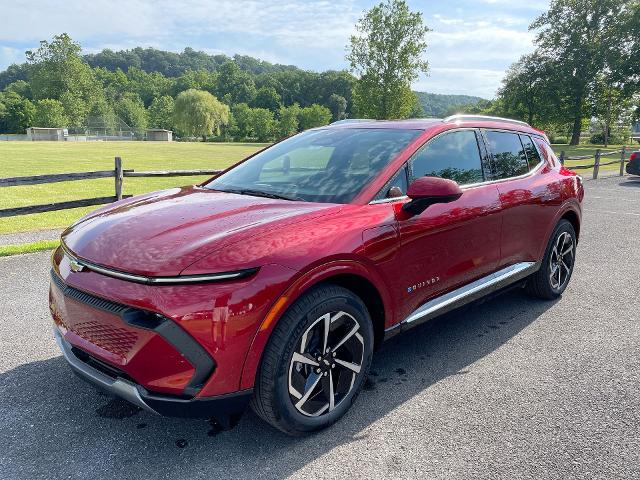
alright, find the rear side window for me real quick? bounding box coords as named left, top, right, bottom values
left=485, top=131, right=529, bottom=179
left=409, top=130, right=484, bottom=185
left=519, top=135, right=542, bottom=168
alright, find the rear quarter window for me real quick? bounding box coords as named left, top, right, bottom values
left=519, top=135, right=543, bottom=169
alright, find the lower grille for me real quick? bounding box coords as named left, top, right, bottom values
left=69, top=320, right=138, bottom=358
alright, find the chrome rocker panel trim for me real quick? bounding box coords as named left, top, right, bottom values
left=385, top=261, right=539, bottom=339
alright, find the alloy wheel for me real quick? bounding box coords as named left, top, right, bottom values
left=549, top=231, right=574, bottom=290
left=287, top=311, right=365, bottom=417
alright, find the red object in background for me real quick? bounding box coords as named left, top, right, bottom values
left=49, top=116, right=583, bottom=425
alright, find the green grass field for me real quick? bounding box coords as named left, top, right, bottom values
left=0, top=142, right=267, bottom=234
left=0, top=141, right=634, bottom=236
left=552, top=144, right=629, bottom=173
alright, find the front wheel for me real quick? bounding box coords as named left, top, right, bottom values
left=251, top=284, right=374, bottom=435
left=526, top=219, right=577, bottom=299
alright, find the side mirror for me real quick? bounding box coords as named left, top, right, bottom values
left=402, top=177, right=463, bottom=215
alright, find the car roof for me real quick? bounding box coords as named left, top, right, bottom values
left=326, top=115, right=547, bottom=140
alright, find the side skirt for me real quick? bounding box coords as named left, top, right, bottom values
left=384, top=262, right=539, bottom=340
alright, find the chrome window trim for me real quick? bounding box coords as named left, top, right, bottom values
left=369, top=195, right=409, bottom=205
left=60, top=242, right=257, bottom=285
left=366, top=126, right=547, bottom=205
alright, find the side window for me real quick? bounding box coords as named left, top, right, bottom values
left=485, top=131, right=529, bottom=179
left=519, top=134, right=542, bottom=169
left=374, top=165, right=408, bottom=200
left=409, top=130, right=484, bottom=185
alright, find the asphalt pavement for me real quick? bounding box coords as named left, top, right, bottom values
left=1, top=175, right=639, bottom=479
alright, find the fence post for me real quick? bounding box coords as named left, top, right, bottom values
left=559, top=151, right=565, bottom=166
left=592, top=149, right=601, bottom=180
left=619, top=146, right=626, bottom=177
left=115, top=156, right=123, bottom=200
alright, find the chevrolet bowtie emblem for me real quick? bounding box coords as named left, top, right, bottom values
left=69, top=259, right=85, bottom=273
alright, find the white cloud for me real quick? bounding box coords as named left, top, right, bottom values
left=0, top=46, right=24, bottom=67
left=414, top=67, right=505, bottom=99
left=0, top=0, right=548, bottom=96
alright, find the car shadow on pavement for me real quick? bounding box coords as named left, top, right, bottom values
left=1, top=289, right=557, bottom=479
left=619, top=179, right=640, bottom=187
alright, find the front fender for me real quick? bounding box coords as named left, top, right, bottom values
left=238, top=258, right=393, bottom=390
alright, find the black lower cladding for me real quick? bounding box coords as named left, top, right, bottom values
left=68, top=341, right=252, bottom=419
left=142, top=388, right=253, bottom=419
left=51, top=269, right=215, bottom=397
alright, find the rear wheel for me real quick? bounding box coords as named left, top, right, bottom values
left=251, top=284, right=373, bottom=435
left=526, top=219, right=576, bottom=299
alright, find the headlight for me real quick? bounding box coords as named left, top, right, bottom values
left=61, top=242, right=258, bottom=285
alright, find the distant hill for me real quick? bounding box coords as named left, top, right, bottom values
left=415, top=92, right=486, bottom=118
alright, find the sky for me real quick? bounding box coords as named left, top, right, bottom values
left=0, top=0, right=551, bottom=99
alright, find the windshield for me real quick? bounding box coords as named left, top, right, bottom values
left=205, top=128, right=422, bottom=203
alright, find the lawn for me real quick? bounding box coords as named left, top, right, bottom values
left=0, top=141, right=267, bottom=234
left=551, top=144, right=629, bottom=173
left=0, top=140, right=635, bottom=236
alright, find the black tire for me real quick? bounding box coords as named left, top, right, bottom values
left=525, top=219, right=577, bottom=299
left=251, top=284, right=374, bottom=435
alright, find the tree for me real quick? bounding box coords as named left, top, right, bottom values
left=0, top=92, right=35, bottom=132
left=253, top=86, right=281, bottom=111
left=250, top=108, right=276, bottom=142
left=3, top=80, right=31, bottom=98
left=328, top=94, right=347, bottom=121
left=590, top=75, right=632, bottom=146
left=215, top=61, right=256, bottom=105
left=126, top=67, right=174, bottom=106
left=346, top=0, right=430, bottom=119
left=172, top=69, right=216, bottom=96
left=148, top=95, right=175, bottom=130
left=33, top=99, right=68, bottom=127
left=26, top=33, right=98, bottom=102
left=60, top=91, right=89, bottom=128
left=298, top=104, right=332, bottom=130
left=115, top=95, right=148, bottom=131
left=230, top=102, right=253, bottom=139
left=498, top=53, right=560, bottom=127
left=174, top=89, right=229, bottom=140
left=530, top=0, right=634, bottom=145
left=277, top=103, right=300, bottom=138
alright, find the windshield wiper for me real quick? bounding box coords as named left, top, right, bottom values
left=224, top=188, right=303, bottom=202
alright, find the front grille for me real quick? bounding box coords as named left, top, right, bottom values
left=51, top=269, right=216, bottom=396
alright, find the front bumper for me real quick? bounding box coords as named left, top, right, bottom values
left=55, top=329, right=252, bottom=419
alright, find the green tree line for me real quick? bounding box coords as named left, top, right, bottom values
left=0, top=34, right=351, bottom=140
left=449, top=0, right=640, bottom=146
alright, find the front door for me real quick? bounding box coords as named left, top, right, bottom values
left=393, top=129, right=503, bottom=323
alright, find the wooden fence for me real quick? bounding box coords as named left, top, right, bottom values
left=0, top=157, right=222, bottom=218
left=1, top=148, right=634, bottom=218
left=558, top=146, right=629, bottom=180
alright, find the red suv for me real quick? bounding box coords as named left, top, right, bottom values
left=50, top=115, right=583, bottom=435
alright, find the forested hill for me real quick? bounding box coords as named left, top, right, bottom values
left=414, top=92, right=486, bottom=118
left=0, top=47, right=304, bottom=89
left=83, top=48, right=301, bottom=77
left=0, top=42, right=489, bottom=138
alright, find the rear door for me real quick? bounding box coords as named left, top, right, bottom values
left=483, top=130, right=558, bottom=267
left=392, top=129, right=502, bottom=322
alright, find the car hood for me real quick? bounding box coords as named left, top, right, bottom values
left=62, top=186, right=339, bottom=276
